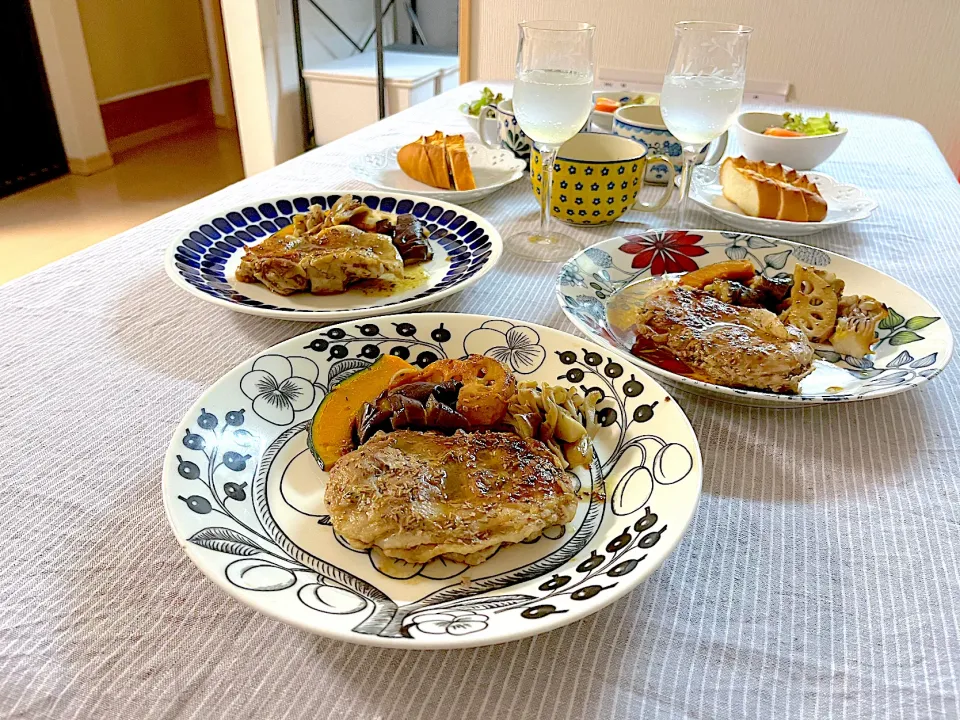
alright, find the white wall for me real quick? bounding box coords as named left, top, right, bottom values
left=222, top=0, right=305, bottom=176
left=225, top=0, right=408, bottom=175
left=469, top=0, right=960, bottom=171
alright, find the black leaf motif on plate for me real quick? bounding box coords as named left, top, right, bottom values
left=763, top=249, right=791, bottom=270
left=435, top=594, right=534, bottom=612
left=189, top=527, right=265, bottom=556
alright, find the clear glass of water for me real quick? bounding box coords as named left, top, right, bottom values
left=660, top=21, right=752, bottom=223
left=509, top=20, right=595, bottom=262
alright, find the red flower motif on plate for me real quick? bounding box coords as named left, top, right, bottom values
left=619, top=231, right=707, bottom=275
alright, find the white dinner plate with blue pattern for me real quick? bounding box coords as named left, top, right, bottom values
left=162, top=313, right=702, bottom=648
left=164, top=192, right=502, bottom=321
left=556, top=230, right=953, bottom=407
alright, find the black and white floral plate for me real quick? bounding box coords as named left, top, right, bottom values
left=162, top=313, right=702, bottom=648
left=164, top=192, right=502, bottom=321
left=556, top=230, right=953, bottom=407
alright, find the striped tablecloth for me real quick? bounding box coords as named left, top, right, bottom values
left=1, top=82, right=958, bottom=720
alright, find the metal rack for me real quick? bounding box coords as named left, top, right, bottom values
left=292, top=0, right=447, bottom=149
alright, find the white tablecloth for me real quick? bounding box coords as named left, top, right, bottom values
left=1, top=82, right=958, bottom=720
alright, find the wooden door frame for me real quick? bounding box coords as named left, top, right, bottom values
left=199, top=0, right=237, bottom=129
left=458, top=0, right=471, bottom=83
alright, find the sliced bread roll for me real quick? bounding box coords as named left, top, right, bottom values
left=444, top=134, right=477, bottom=191
left=396, top=132, right=476, bottom=191
left=720, top=156, right=827, bottom=222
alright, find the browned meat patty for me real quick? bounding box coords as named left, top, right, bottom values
left=633, top=283, right=814, bottom=393
left=325, top=430, right=577, bottom=565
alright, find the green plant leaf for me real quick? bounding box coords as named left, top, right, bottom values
left=879, top=308, right=905, bottom=329
left=888, top=330, right=923, bottom=346
left=904, top=316, right=940, bottom=331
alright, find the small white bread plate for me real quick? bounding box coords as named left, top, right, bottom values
left=357, top=143, right=525, bottom=204
left=687, top=164, right=877, bottom=238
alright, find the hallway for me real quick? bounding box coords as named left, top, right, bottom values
left=0, top=126, right=243, bottom=284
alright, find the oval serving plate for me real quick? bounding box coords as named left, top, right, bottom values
left=164, top=192, right=502, bottom=322
left=556, top=230, right=952, bottom=407
left=688, top=164, right=878, bottom=238
left=356, top=143, right=526, bottom=204
left=162, top=313, right=702, bottom=649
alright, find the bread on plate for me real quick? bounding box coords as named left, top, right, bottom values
left=397, top=132, right=477, bottom=191
left=720, top=156, right=827, bottom=222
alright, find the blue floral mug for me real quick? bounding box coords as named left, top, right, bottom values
left=478, top=99, right=532, bottom=166
left=612, top=104, right=727, bottom=185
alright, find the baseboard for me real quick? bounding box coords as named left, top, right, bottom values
left=100, top=78, right=214, bottom=142
left=108, top=115, right=212, bottom=154
left=67, top=152, right=114, bottom=176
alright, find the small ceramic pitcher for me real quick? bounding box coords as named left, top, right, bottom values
left=530, top=133, right=675, bottom=226
left=478, top=99, right=532, bottom=165
left=613, top=105, right=727, bottom=184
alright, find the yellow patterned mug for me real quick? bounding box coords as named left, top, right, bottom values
left=531, top=133, right=675, bottom=225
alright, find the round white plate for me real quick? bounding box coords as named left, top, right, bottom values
left=357, top=143, right=526, bottom=204
left=162, top=313, right=702, bottom=648
left=556, top=231, right=952, bottom=407
left=687, top=164, right=878, bottom=237
left=164, top=192, right=502, bottom=322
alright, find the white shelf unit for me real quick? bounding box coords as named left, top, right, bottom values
left=304, top=50, right=459, bottom=145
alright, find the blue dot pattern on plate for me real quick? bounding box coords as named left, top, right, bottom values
left=172, top=194, right=494, bottom=312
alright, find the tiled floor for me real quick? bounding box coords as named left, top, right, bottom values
left=0, top=126, right=243, bottom=285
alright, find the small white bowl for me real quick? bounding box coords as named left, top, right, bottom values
left=736, top=111, right=847, bottom=170
left=590, top=90, right=659, bottom=133
left=460, top=108, right=499, bottom=141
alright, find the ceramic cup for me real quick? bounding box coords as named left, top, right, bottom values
left=612, top=105, right=727, bottom=184
left=478, top=99, right=532, bottom=165
left=530, top=132, right=675, bottom=226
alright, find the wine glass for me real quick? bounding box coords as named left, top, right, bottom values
left=508, top=20, right=595, bottom=262
left=660, top=21, right=752, bottom=223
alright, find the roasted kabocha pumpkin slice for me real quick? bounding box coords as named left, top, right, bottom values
left=679, top=260, right=756, bottom=290
left=308, top=353, right=413, bottom=469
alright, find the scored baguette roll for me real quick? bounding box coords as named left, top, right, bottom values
left=443, top=135, right=476, bottom=191
left=720, top=156, right=827, bottom=222
left=396, top=132, right=477, bottom=191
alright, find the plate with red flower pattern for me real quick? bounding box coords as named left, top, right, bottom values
left=556, top=230, right=952, bottom=407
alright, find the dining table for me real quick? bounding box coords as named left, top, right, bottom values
left=2, top=80, right=958, bottom=720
